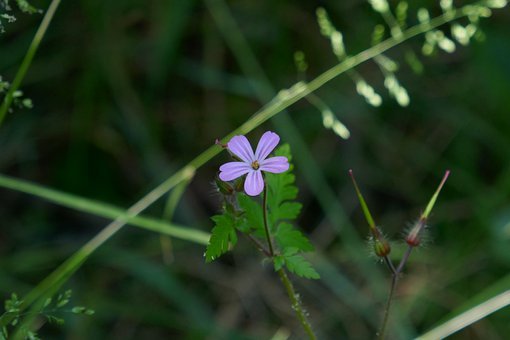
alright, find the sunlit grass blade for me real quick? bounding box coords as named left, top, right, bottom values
left=0, top=173, right=209, bottom=244
left=417, top=274, right=510, bottom=339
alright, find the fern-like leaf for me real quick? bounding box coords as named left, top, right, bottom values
left=205, top=214, right=237, bottom=262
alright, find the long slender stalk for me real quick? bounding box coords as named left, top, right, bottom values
left=262, top=184, right=274, bottom=256
left=260, top=183, right=316, bottom=339
left=9, top=4, right=474, bottom=332
left=378, top=274, right=398, bottom=340
left=277, top=268, right=317, bottom=340
left=0, top=0, right=62, bottom=126
left=0, top=173, right=209, bottom=245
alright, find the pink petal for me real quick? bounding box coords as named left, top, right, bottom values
left=228, top=135, right=255, bottom=163
left=219, top=162, right=251, bottom=181
left=244, top=170, right=264, bottom=196
left=255, top=131, right=280, bottom=161
left=260, top=156, right=289, bottom=173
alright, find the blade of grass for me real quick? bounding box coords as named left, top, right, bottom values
left=0, top=173, right=209, bottom=245
left=417, top=286, right=510, bottom=339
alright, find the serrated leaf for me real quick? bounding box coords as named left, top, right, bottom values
left=283, top=253, right=320, bottom=279
left=265, top=144, right=300, bottom=228
left=276, top=223, right=314, bottom=252
left=276, top=202, right=302, bottom=221
left=237, top=194, right=264, bottom=234
left=205, top=214, right=237, bottom=262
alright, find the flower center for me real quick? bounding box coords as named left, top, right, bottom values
left=251, top=160, right=260, bottom=170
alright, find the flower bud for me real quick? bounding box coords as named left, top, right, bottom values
left=374, top=238, right=391, bottom=257
left=371, top=227, right=391, bottom=257
left=215, top=177, right=234, bottom=195
left=234, top=177, right=245, bottom=192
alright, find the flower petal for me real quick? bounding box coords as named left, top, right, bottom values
left=255, top=131, right=280, bottom=161
left=228, top=135, right=255, bottom=163
left=244, top=170, right=264, bottom=196
left=219, top=162, right=251, bottom=181
left=260, top=156, right=289, bottom=173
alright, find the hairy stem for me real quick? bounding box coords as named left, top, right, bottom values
left=277, top=268, right=318, bottom=340
left=260, top=183, right=316, bottom=339
left=0, top=0, right=62, bottom=126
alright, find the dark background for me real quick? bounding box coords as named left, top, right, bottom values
left=1, top=0, right=509, bottom=338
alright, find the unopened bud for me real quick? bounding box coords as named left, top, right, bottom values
left=374, top=238, right=391, bottom=257
left=215, top=177, right=234, bottom=195
left=234, top=177, right=245, bottom=192
left=372, top=227, right=391, bottom=257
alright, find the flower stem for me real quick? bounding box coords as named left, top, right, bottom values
left=277, top=268, right=317, bottom=340
left=262, top=183, right=275, bottom=256
left=378, top=245, right=413, bottom=339
left=378, top=274, right=399, bottom=340
left=260, top=183, right=317, bottom=339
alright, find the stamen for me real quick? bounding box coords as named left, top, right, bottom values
left=251, top=160, right=260, bottom=170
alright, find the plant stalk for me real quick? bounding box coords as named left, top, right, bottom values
left=261, top=183, right=317, bottom=339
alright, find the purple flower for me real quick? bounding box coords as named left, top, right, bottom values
left=219, top=131, right=289, bottom=196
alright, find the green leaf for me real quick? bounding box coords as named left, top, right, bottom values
left=282, top=249, right=320, bottom=279
left=205, top=214, right=237, bottom=262
left=265, top=144, right=299, bottom=228
left=275, top=223, right=314, bottom=252
left=237, top=194, right=264, bottom=234
left=276, top=202, right=302, bottom=221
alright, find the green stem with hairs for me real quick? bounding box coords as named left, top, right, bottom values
left=260, top=183, right=316, bottom=339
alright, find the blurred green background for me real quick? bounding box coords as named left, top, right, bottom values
left=1, top=0, right=509, bottom=338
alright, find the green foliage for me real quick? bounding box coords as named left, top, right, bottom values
left=274, top=248, right=320, bottom=280
left=0, top=78, right=33, bottom=112
left=237, top=194, right=264, bottom=234
left=0, top=0, right=39, bottom=33
left=0, top=290, right=94, bottom=340
left=275, top=223, right=314, bottom=253
left=205, top=214, right=238, bottom=262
